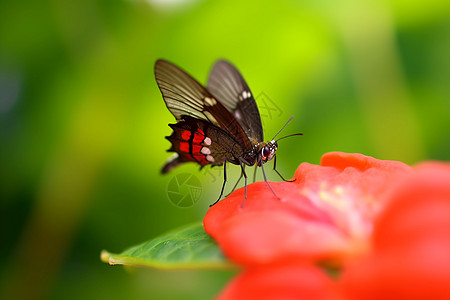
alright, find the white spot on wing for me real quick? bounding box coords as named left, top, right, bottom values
left=206, top=155, right=215, bottom=162
left=204, top=97, right=217, bottom=106
left=204, top=137, right=212, bottom=145
left=241, top=91, right=252, bottom=99
left=201, top=147, right=211, bottom=155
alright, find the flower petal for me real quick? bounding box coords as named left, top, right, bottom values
left=373, top=162, right=450, bottom=251
left=216, top=263, right=340, bottom=300
left=212, top=209, right=349, bottom=265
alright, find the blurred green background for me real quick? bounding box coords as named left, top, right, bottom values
left=1, top=0, right=449, bottom=299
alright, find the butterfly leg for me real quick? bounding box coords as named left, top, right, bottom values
left=238, top=159, right=248, bottom=208
left=273, top=154, right=296, bottom=182
left=252, top=165, right=258, bottom=183
left=225, top=165, right=244, bottom=197
left=261, top=157, right=281, bottom=200
left=209, top=159, right=229, bottom=207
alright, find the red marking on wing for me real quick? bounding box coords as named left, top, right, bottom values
left=180, top=142, right=189, bottom=153
left=193, top=133, right=203, bottom=144
left=192, top=144, right=202, bottom=153
left=193, top=153, right=209, bottom=165
left=193, top=129, right=205, bottom=144
left=181, top=130, right=191, bottom=141
left=175, top=128, right=211, bottom=165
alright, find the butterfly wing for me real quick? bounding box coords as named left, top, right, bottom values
left=162, top=116, right=245, bottom=173
left=207, top=60, right=264, bottom=144
left=155, top=59, right=252, bottom=151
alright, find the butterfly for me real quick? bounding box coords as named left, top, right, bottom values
left=154, top=59, right=302, bottom=206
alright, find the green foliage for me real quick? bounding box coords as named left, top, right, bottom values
left=101, top=223, right=233, bottom=270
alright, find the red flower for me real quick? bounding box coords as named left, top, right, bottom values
left=204, top=152, right=412, bottom=266
left=204, top=153, right=450, bottom=299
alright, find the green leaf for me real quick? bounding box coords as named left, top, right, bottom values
left=101, top=222, right=235, bottom=270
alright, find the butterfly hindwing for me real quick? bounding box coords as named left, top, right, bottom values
left=207, top=60, right=264, bottom=144
left=155, top=59, right=252, bottom=151
left=162, top=116, right=245, bottom=173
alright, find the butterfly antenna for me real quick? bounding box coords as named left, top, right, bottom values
left=271, top=116, right=295, bottom=140
left=276, top=133, right=303, bottom=142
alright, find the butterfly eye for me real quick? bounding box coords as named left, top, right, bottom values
left=262, top=145, right=271, bottom=158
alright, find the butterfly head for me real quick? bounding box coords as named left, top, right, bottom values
left=258, top=140, right=278, bottom=166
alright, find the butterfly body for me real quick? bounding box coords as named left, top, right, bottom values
left=155, top=59, right=295, bottom=205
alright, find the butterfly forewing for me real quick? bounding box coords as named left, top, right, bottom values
left=207, top=60, right=264, bottom=144
left=155, top=59, right=252, bottom=151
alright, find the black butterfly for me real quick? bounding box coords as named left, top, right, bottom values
left=155, top=59, right=301, bottom=206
